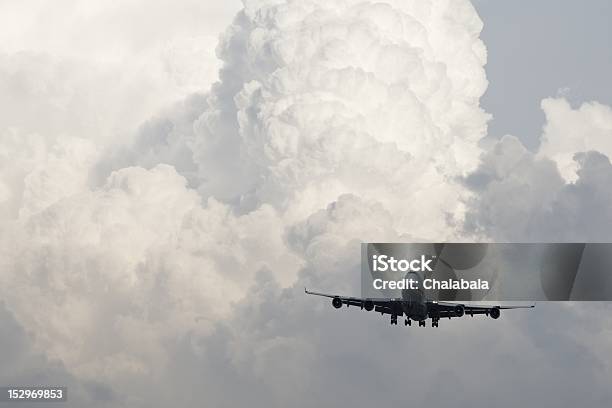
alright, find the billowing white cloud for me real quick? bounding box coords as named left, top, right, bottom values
left=1, top=0, right=491, bottom=400
left=0, top=0, right=241, bottom=170
left=197, top=0, right=489, bottom=232
left=2, top=0, right=612, bottom=407
left=1, top=163, right=304, bottom=383
left=539, top=98, right=612, bottom=181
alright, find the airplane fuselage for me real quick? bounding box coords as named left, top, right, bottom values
left=400, top=271, right=428, bottom=321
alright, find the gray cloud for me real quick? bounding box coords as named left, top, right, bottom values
left=464, top=135, right=612, bottom=242
left=0, top=302, right=117, bottom=408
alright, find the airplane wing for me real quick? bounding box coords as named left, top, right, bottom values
left=304, top=289, right=398, bottom=314
left=305, top=288, right=534, bottom=319
left=430, top=301, right=535, bottom=319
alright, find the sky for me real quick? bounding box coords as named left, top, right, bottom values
left=1, top=1, right=612, bottom=407
left=474, top=0, right=612, bottom=150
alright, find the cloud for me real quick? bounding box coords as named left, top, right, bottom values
left=1, top=0, right=492, bottom=403
left=0, top=0, right=241, bottom=97
left=2, top=1, right=612, bottom=407
left=117, top=0, right=491, bottom=240
left=0, top=301, right=117, bottom=408
left=1, top=163, right=305, bottom=385
left=0, top=0, right=242, bottom=201
left=465, top=99, right=612, bottom=242
left=539, top=98, right=612, bottom=181
left=158, top=207, right=612, bottom=407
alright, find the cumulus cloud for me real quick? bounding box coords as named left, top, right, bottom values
left=205, top=0, right=489, bottom=230
left=539, top=98, right=612, bottom=181
left=465, top=99, right=612, bottom=242
left=2, top=0, right=612, bottom=407
left=101, top=0, right=491, bottom=238
left=0, top=1, right=241, bottom=193
left=1, top=163, right=304, bottom=384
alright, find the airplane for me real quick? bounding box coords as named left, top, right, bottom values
left=305, top=286, right=534, bottom=327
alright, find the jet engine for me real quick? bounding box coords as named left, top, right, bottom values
left=490, top=307, right=500, bottom=319
left=332, top=297, right=342, bottom=309
left=363, top=300, right=374, bottom=311
left=454, top=305, right=465, bottom=317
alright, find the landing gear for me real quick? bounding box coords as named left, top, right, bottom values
left=418, top=320, right=426, bottom=327
left=404, top=318, right=411, bottom=326
left=432, top=318, right=439, bottom=328
left=390, top=315, right=398, bottom=325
